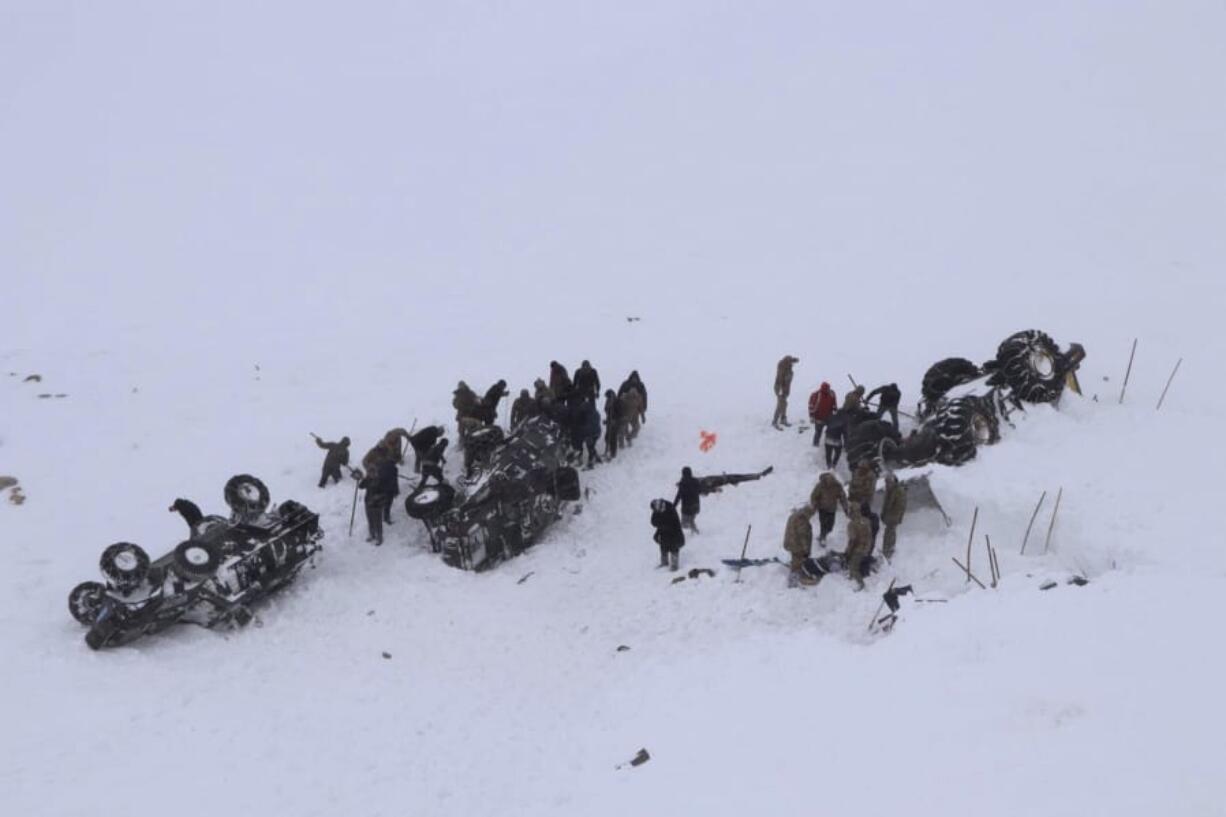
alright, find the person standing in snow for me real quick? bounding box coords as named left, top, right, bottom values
left=842, top=384, right=866, bottom=412
left=419, top=437, right=448, bottom=488
left=475, top=379, right=509, bottom=426
left=650, top=498, right=685, bottom=571
left=358, top=459, right=398, bottom=546
left=549, top=361, right=573, bottom=403
left=579, top=397, right=602, bottom=468
left=848, top=460, right=879, bottom=510
left=807, top=382, right=838, bottom=447
left=867, top=383, right=902, bottom=431
left=311, top=433, right=350, bottom=487
left=783, top=504, right=818, bottom=585
left=603, top=388, right=622, bottom=459
left=452, top=381, right=480, bottom=424
left=772, top=355, right=799, bottom=428
left=823, top=409, right=851, bottom=469
left=674, top=467, right=702, bottom=534
left=809, top=471, right=850, bottom=545
left=408, top=425, right=444, bottom=474
left=619, top=386, right=644, bottom=445
left=510, top=388, right=537, bottom=429
left=618, top=371, right=648, bottom=425
left=573, top=360, right=601, bottom=402
left=880, top=472, right=908, bottom=559
left=844, top=504, right=873, bottom=590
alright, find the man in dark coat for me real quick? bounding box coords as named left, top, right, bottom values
left=419, top=437, right=448, bottom=488
left=311, top=433, right=350, bottom=487
left=824, top=410, right=851, bottom=469
left=475, top=380, right=510, bottom=425
left=650, top=498, right=685, bottom=571
left=578, top=397, right=602, bottom=468
left=358, top=459, right=399, bottom=545
left=674, top=467, right=702, bottom=533
left=603, top=389, right=622, bottom=459
left=573, top=360, right=601, bottom=401
left=408, top=426, right=444, bottom=474
left=375, top=458, right=400, bottom=525
left=452, top=381, right=480, bottom=423
left=867, top=383, right=902, bottom=431
left=549, top=361, right=573, bottom=402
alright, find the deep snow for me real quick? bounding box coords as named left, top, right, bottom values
left=3, top=2, right=1225, bottom=815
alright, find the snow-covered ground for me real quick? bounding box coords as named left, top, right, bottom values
left=3, top=2, right=1224, bottom=815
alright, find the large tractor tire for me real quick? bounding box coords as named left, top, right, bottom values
left=68, top=581, right=108, bottom=625
left=931, top=397, right=999, bottom=466
left=99, top=542, right=150, bottom=591
left=405, top=483, right=457, bottom=520
left=919, top=358, right=983, bottom=415
left=224, top=474, right=271, bottom=519
left=846, top=420, right=901, bottom=470
left=991, top=330, right=1070, bottom=404
left=172, top=540, right=223, bottom=579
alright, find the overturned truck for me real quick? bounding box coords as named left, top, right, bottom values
left=848, top=330, right=1085, bottom=469
left=404, top=415, right=581, bottom=571
left=67, top=476, right=323, bottom=650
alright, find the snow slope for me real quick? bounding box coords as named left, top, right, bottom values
left=3, top=2, right=1225, bottom=815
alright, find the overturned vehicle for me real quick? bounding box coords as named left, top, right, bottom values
left=67, top=476, right=323, bottom=650
left=404, top=415, right=581, bottom=571
left=847, top=330, right=1085, bottom=469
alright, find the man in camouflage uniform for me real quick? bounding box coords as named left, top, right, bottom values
left=772, top=355, right=799, bottom=428
left=378, top=427, right=413, bottom=464
left=783, top=504, right=818, bottom=586
left=809, top=471, right=850, bottom=545
left=880, top=472, right=908, bottom=560
left=843, top=385, right=866, bottom=412
left=510, top=388, right=537, bottom=429
left=848, top=460, right=879, bottom=509
left=619, top=387, right=644, bottom=446
left=452, top=381, right=480, bottom=424
left=844, top=504, right=873, bottom=590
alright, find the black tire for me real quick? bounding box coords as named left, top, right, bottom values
left=405, top=483, right=457, bottom=520
left=919, top=358, right=983, bottom=415
left=277, top=500, right=305, bottom=519
left=992, top=330, right=1067, bottom=404
left=68, top=581, right=107, bottom=625
left=100, top=542, right=150, bottom=590
left=931, top=397, right=999, bottom=466
left=224, top=474, right=271, bottom=517
left=552, top=467, right=581, bottom=501
left=172, top=540, right=223, bottom=578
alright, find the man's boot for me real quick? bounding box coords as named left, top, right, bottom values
left=669, top=551, right=679, bottom=572
left=659, top=549, right=669, bottom=568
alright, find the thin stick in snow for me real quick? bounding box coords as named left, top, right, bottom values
left=986, top=534, right=998, bottom=588
left=951, top=557, right=987, bottom=590
left=1020, top=491, right=1047, bottom=555
left=1156, top=358, right=1183, bottom=411
left=734, top=524, right=752, bottom=584
left=867, top=578, right=897, bottom=632
left=964, top=506, right=979, bottom=582
left=1119, top=339, right=1138, bottom=404
left=1043, top=487, right=1064, bottom=554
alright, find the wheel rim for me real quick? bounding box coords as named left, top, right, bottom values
left=113, top=551, right=139, bottom=571
left=972, top=415, right=992, bottom=443
left=239, top=484, right=261, bottom=502
left=184, top=547, right=211, bottom=567
left=1030, top=349, right=1055, bottom=378
left=414, top=489, right=441, bottom=505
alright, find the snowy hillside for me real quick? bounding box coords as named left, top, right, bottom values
left=3, top=2, right=1225, bottom=816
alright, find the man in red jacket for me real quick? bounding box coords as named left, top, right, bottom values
left=808, top=382, right=838, bottom=447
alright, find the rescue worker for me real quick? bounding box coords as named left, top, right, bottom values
left=619, top=386, right=644, bottom=445
left=618, top=371, right=648, bottom=424
left=880, top=472, right=908, bottom=559
left=809, top=471, right=850, bottom=545
left=378, top=428, right=412, bottom=464
left=848, top=460, right=879, bottom=509
left=578, top=397, right=602, bottom=468
left=549, top=361, right=573, bottom=402
left=510, top=388, right=536, bottom=429
left=603, top=388, right=622, bottom=459
left=674, top=467, right=702, bottom=534
left=824, top=410, right=851, bottom=469
left=408, top=425, right=444, bottom=474
left=358, top=459, right=398, bottom=545
left=808, top=382, right=838, bottom=447
left=842, top=385, right=866, bottom=412
left=861, top=501, right=880, bottom=549
left=783, top=504, right=818, bottom=586
left=419, top=437, right=448, bottom=488
left=452, top=381, right=480, bottom=423
left=361, top=441, right=389, bottom=478
left=475, top=379, right=509, bottom=425
left=573, top=360, right=601, bottom=401
left=772, top=355, right=799, bottom=428
left=844, top=504, right=873, bottom=590
left=867, top=383, right=902, bottom=431
left=311, top=433, right=350, bottom=487
left=650, top=498, right=685, bottom=571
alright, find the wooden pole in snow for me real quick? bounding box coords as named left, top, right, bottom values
left=734, top=524, right=753, bottom=584
left=1020, top=491, right=1047, bottom=555
left=1119, top=339, right=1138, bottom=405
left=951, top=557, right=987, bottom=590
left=985, top=534, right=998, bottom=587
left=964, top=506, right=979, bottom=582
left=1155, top=358, right=1183, bottom=411
left=1043, top=487, right=1064, bottom=555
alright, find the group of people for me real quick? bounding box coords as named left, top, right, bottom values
left=783, top=460, right=909, bottom=589
left=773, top=355, right=903, bottom=469
left=311, top=361, right=650, bottom=546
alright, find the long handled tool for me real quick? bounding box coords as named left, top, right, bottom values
left=734, top=525, right=753, bottom=584
left=347, top=470, right=361, bottom=537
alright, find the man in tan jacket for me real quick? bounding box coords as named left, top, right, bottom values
left=844, top=504, right=873, bottom=590
left=772, top=355, right=799, bottom=428
left=783, top=504, right=818, bottom=586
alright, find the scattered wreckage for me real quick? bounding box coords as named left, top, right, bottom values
left=848, top=330, right=1086, bottom=469
left=67, top=476, right=322, bottom=649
